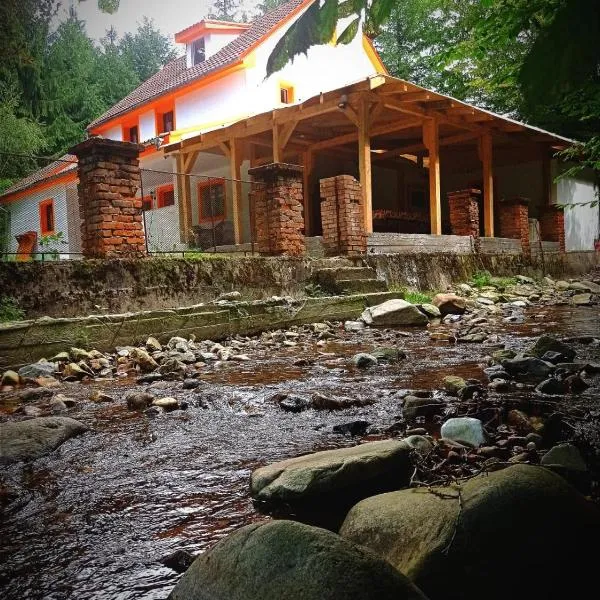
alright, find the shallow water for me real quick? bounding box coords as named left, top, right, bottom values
left=1, top=304, right=599, bottom=600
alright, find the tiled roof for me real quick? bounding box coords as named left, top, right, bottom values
left=88, top=0, right=311, bottom=130
left=0, top=155, right=77, bottom=199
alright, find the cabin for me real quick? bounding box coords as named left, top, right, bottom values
left=0, top=0, right=597, bottom=260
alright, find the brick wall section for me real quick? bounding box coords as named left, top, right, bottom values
left=447, top=189, right=481, bottom=252
left=499, top=197, right=530, bottom=257
left=540, top=205, right=566, bottom=252
left=70, top=137, right=145, bottom=258
left=248, top=162, right=305, bottom=256
left=319, top=175, right=366, bottom=256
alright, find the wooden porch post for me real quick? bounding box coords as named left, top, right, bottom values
left=230, top=137, right=243, bottom=244
left=302, top=150, right=313, bottom=236
left=480, top=132, right=494, bottom=237
left=358, top=99, right=373, bottom=234
left=423, top=117, right=441, bottom=235
left=175, top=152, right=194, bottom=242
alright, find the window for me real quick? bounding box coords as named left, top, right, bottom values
left=39, top=199, right=55, bottom=235
left=192, top=38, right=205, bottom=66
left=128, top=126, right=139, bottom=144
left=162, top=111, right=174, bottom=133
left=280, top=84, right=294, bottom=104
left=157, top=185, right=175, bottom=208
left=198, top=179, right=226, bottom=220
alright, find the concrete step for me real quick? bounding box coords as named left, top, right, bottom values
left=337, top=279, right=388, bottom=294
left=314, top=266, right=378, bottom=283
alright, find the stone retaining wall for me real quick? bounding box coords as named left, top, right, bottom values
left=0, top=252, right=597, bottom=320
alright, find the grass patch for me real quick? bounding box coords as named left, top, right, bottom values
left=470, top=270, right=517, bottom=289
left=0, top=297, right=25, bottom=323
left=389, top=285, right=433, bottom=304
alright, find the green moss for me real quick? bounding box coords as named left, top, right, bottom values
left=0, top=297, right=25, bottom=323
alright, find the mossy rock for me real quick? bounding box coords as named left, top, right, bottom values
left=340, top=464, right=600, bottom=600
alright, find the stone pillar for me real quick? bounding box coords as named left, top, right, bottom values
left=319, top=175, right=366, bottom=256
left=70, top=137, right=146, bottom=258
left=540, top=205, right=566, bottom=253
left=499, top=197, right=530, bottom=257
left=247, top=163, right=305, bottom=256
left=447, top=189, right=481, bottom=252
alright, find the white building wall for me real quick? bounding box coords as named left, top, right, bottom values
left=104, top=124, right=123, bottom=141
left=139, top=110, right=156, bottom=141
left=5, top=182, right=72, bottom=258
left=554, top=168, right=599, bottom=252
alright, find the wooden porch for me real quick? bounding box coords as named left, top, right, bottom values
left=164, top=74, right=572, bottom=247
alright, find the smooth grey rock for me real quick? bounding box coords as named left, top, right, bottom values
left=484, top=365, right=510, bottom=381
left=218, top=291, right=242, bottom=301
left=277, top=394, right=311, bottom=413
left=443, top=375, right=467, bottom=395
left=0, top=417, right=89, bottom=463
left=146, top=336, right=163, bottom=352
left=126, top=392, right=155, bottom=410
left=403, top=396, right=442, bottom=420
left=168, top=520, right=428, bottom=600
left=130, top=348, right=159, bottom=372
left=1, top=370, right=20, bottom=386
left=516, top=275, right=536, bottom=284
left=418, top=303, right=441, bottom=318
left=152, top=397, right=179, bottom=411
left=340, top=464, right=600, bottom=600
left=572, top=293, right=592, bottom=305
left=502, top=355, right=554, bottom=378
left=344, top=320, right=366, bottom=332
left=441, top=417, right=485, bottom=447
left=361, top=299, right=428, bottom=327
left=541, top=443, right=587, bottom=472
left=18, top=362, right=56, bottom=379
left=371, top=347, right=406, bottom=362
left=332, top=420, right=371, bottom=436
left=536, top=377, right=567, bottom=396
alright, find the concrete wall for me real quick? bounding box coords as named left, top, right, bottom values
left=1, top=251, right=597, bottom=320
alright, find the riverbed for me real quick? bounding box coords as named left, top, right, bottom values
left=1, top=303, right=599, bottom=600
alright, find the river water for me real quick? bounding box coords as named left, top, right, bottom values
left=1, top=304, right=599, bottom=599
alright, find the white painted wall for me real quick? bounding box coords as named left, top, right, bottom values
left=104, top=124, right=123, bottom=141
left=554, top=167, right=599, bottom=252
left=139, top=110, right=156, bottom=141
left=5, top=182, right=72, bottom=258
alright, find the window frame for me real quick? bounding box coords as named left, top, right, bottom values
left=39, top=198, right=55, bottom=235
left=156, top=184, right=175, bottom=209
left=128, top=125, right=139, bottom=144
left=279, top=83, right=294, bottom=105
left=156, top=109, right=175, bottom=135
left=192, top=38, right=206, bottom=66
left=197, top=178, right=226, bottom=222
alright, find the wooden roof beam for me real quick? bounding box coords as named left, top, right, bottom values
left=374, top=131, right=480, bottom=161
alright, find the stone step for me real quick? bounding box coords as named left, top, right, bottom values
left=314, top=266, right=378, bottom=283
left=337, top=279, right=388, bottom=294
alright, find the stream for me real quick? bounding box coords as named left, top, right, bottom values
left=1, top=303, right=599, bottom=600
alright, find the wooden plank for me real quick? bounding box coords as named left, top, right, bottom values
left=479, top=131, right=494, bottom=237
left=302, top=150, right=313, bottom=236
left=272, top=123, right=281, bottom=162
left=183, top=150, right=199, bottom=172
left=358, top=98, right=373, bottom=234
left=376, top=130, right=478, bottom=160
left=423, top=118, right=441, bottom=235
left=230, top=137, right=243, bottom=244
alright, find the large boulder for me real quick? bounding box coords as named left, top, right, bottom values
left=431, top=293, right=466, bottom=316
left=340, top=464, right=600, bottom=600
left=168, top=520, right=428, bottom=600
left=361, top=300, right=428, bottom=327
left=528, top=335, right=576, bottom=362
left=251, top=440, right=415, bottom=529
left=0, top=417, right=89, bottom=463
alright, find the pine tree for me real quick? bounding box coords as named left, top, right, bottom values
left=208, top=0, right=241, bottom=22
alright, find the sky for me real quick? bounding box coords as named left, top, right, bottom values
left=55, top=0, right=260, bottom=42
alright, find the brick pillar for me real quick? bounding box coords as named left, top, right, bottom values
left=247, top=162, right=305, bottom=256
left=319, top=175, right=366, bottom=256
left=70, top=137, right=146, bottom=258
left=447, top=189, right=481, bottom=252
left=499, top=197, right=530, bottom=257
left=540, top=205, right=566, bottom=253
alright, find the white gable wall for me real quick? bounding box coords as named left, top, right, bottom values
left=104, top=124, right=123, bottom=141
left=140, top=110, right=156, bottom=141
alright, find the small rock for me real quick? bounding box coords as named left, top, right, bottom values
left=403, top=396, right=442, bottom=420
left=529, top=335, right=576, bottom=362
left=1, top=370, right=20, bottom=386
left=536, top=377, right=567, bottom=396
left=541, top=443, right=587, bottom=472
left=432, top=293, right=466, bottom=316
left=344, top=320, right=365, bottom=332
left=565, top=373, right=589, bottom=393
left=525, top=433, right=543, bottom=447
left=53, top=393, right=77, bottom=408
left=488, top=379, right=510, bottom=392
left=333, top=421, right=371, bottom=436
left=352, top=353, right=378, bottom=369
left=418, top=303, right=441, bottom=319
left=146, top=337, right=162, bottom=352
left=371, top=348, right=406, bottom=362
left=126, top=392, right=155, bottom=410
left=361, top=299, right=428, bottom=327
left=50, top=351, right=70, bottom=362
left=69, top=347, right=91, bottom=361
left=516, top=275, right=536, bottom=284
left=277, top=394, right=311, bottom=413
left=182, top=379, right=201, bottom=390
left=63, top=362, right=88, bottom=380
left=484, top=365, right=510, bottom=381
left=441, top=417, right=485, bottom=447
left=443, top=375, right=466, bottom=395
left=507, top=409, right=533, bottom=434
left=541, top=351, right=567, bottom=364
left=18, top=362, right=56, bottom=380
left=130, top=348, right=159, bottom=373
left=152, top=397, right=179, bottom=411
left=161, top=549, right=195, bottom=574
left=90, top=390, right=115, bottom=403
left=572, top=293, right=592, bottom=305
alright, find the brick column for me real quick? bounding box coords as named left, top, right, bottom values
left=70, top=137, right=146, bottom=258
left=540, top=205, right=566, bottom=252
left=447, top=189, right=481, bottom=251
left=499, top=197, right=530, bottom=257
left=247, top=162, right=305, bottom=256
left=319, top=175, right=366, bottom=256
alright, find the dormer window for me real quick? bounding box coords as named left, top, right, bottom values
left=192, top=38, right=205, bottom=66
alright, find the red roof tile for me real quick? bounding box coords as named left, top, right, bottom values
left=88, top=0, right=312, bottom=130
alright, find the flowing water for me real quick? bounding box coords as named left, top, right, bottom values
left=1, top=304, right=599, bottom=600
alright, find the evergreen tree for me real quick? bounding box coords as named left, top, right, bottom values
left=208, top=0, right=242, bottom=22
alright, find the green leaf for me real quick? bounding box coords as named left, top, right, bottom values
left=337, top=17, right=360, bottom=44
